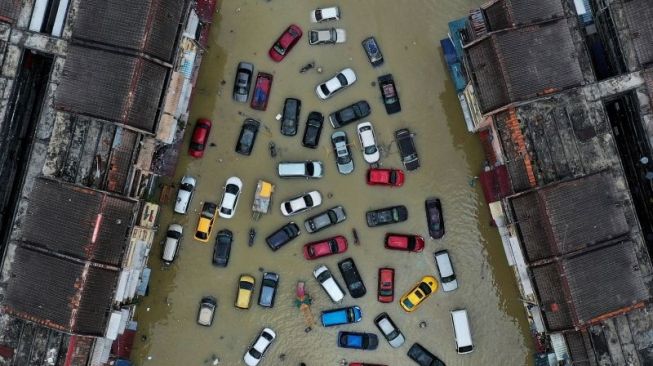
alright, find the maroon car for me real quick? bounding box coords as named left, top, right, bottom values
left=250, top=72, right=273, bottom=111
left=269, top=24, right=303, bottom=62
left=303, top=235, right=348, bottom=260
left=366, top=168, right=405, bottom=187
left=378, top=268, right=394, bottom=303
left=384, top=234, right=425, bottom=253
left=188, top=118, right=212, bottom=158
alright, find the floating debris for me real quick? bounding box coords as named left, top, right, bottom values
left=300, top=62, right=315, bottom=73
left=269, top=142, right=277, bottom=157
left=419, top=321, right=428, bottom=328
left=352, top=229, right=360, bottom=245
left=248, top=228, right=256, bottom=246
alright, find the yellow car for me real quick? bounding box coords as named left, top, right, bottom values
left=400, top=276, right=438, bottom=312
left=194, top=202, right=217, bottom=242
left=235, top=274, right=255, bottom=309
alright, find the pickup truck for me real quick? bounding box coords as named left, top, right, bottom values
left=321, top=306, right=362, bottom=327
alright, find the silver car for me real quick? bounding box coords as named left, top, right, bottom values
left=233, top=62, right=254, bottom=102
left=304, top=206, right=347, bottom=233
left=374, top=312, right=405, bottom=348
left=331, top=131, right=354, bottom=174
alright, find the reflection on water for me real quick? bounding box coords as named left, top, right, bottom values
left=132, top=0, right=533, bottom=365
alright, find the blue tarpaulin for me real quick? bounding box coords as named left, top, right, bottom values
left=448, top=17, right=468, bottom=60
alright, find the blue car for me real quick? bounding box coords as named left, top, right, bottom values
left=338, top=331, right=379, bottom=350
left=321, top=306, right=362, bottom=327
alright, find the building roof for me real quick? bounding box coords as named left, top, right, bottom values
left=55, top=45, right=168, bottom=133
left=483, top=0, right=565, bottom=31
left=72, top=0, right=186, bottom=62
left=465, top=19, right=584, bottom=113
left=621, top=0, right=653, bottom=67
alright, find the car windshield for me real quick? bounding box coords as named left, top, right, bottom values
left=190, top=141, right=204, bottom=150
left=306, top=163, right=314, bottom=175
left=389, top=170, right=397, bottom=184
left=273, top=42, right=286, bottom=55
left=406, top=237, right=416, bottom=250
left=336, top=73, right=348, bottom=86
left=418, top=282, right=432, bottom=295
left=329, top=240, right=339, bottom=252
left=315, top=9, right=322, bottom=20
left=364, top=145, right=378, bottom=155
left=442, top=274, right=456, bottom=283
left=180, top=183, right=193, bottom=191
left=195, top=231, right=208, bottom=240
left=316, top=271, right=330, bottom=283
left=263, top=279, right=276, bottom=287
left=239, top=281, right=254, bottom=290
left=310, top=32, right=318, bottom=43
left=402, top=298, right=414, bottom=309
left=167, top=230, right=181, bottom=239
left=225, top=184, right=239, bottom=194
left=337, top=154, right=351, bottom=164
left=327, top=211, right=338, bottom=223
left=379, top=288, right=393, bottom=296
left=303, top=195, right=314, bottom=206
left=249, top=348, right=262, bottom=359
left=284, top=202, right=293, bottom=213
left=220, top=207, right=232, bottom=215
left=320, top=84, right=330, bottom=95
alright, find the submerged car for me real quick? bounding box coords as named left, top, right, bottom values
left=313, top=264, right=346, bottom=303
left=338, top=332, right=378, bottom=350
left=280, top=191, right=322, bottom=216
left=219, top=176, right=243, bottom=218
left=329, top=100, right=371, bottom=128
left=378, top=267, right=395, bottom=303
left=407, top=343, right=446, bottom=366
left=281, top=98, right=301, bottom=136
left=174, top=176, right=196, bottom=214
left=212, top=229, right=232, bottom=267
left=425, top=198, right=445, bottom=239
left=309, top=28, right=346, bottom=45
left=266, top=222, right=301, bottom=251
left=374, top=312, right=405, bottom=348
left=366, top=205, right=408, bottom=227
left=303, top=235, right=348, bottom=260
left=385, top=234, right=425, bottom=253
left=250, top=72, right=273, bottom=111
left=236, top=118, right=260, bottom=156
left=194, top=202, right=217, bottom=242
left=304, top=206, right=346, bottom=233
left=357, top=122, right=380, bottom=164
left=233, top=62, right=254, bottom=102
left=258, top=272, right=279, bottom=308
left=395, top=128, right=420, bottom=171
left=269, top=24, right=302, bottom=62
left=302, top=111, right=324, bottom=148
left=378, top=74, right=401, bottom=114
left=189, top=118, right=212, bottom=158
left=400, top=276, right=438, bottom=312
left=316, top=68, right=356, bottom=100
left=367, top=168, right=404, bottom=187
left=197, top=296, right=217, bottom=327
left=321, top=306, right=362, bottom=327
left=434, top=250, right=458, bottom=292
left=310, top=6, right=340, bottom=22
left=243, top=328, right=276, bottom=366
left=278, top=161, right=324, bottom=179
left=362, top=36, right=384, bottom=66
left=331, top=131, right=354, bottom=175
left=162, top=224, right=183, bottom=265
left=338, top=257, right=366, bottom=298
left=235, top=274, right=255, bottom=309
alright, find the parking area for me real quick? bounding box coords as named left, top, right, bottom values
left=131, top=0, right=533, bottom=365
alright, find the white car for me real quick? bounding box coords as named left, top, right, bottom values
left=219, top=176, right=243, bottom=218
left=280, top=191, right=322, bottom=216
left=310, top=6, right=340, bottom=22
left=357, top=122, right=380, bottom=164
left=313, top=264, right=345, bottom=302
left=308, top=28, right=346, bottom=45
left=243, top=328, right=276, bottom=366
left=174, top=176, right=196, bottom=214
left=316, top=68, right=356, bottom=100
left=162, top=224, right=183, bottom=265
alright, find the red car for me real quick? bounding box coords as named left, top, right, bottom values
left=303, top=235, right=348, bottom=260
left=269, top=24, right=302, bottom=62
left=377, top=268, right=394, bottom=303
left=250, top=72, right=273, bottom=111
left=384, top=234, right=425, bottom=252
left=188, top=118, right=212, bottom=158
left=366, top=168, right=405, bottom=187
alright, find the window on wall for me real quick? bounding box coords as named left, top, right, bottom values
left=28, top=0, right=70, bottom=37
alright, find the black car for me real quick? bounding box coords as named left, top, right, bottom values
left=395, top=128, right=420, bottom=171
left=212, top=229, right=233, bottom=267
left=425, top=198, right=445, bottom=239
left=366, top=205, right=408, bottom=227
left=338, top=257, right=366, bottom=298
left=328, top=100, right=371, bottom=128
left=281, top=98, right=301, bottom=136
left=362, top=36, right=384, bottom=67
left=378, top=74, right=401, bottom=114
left=233, top=62, right=254, bottom=102
left=236, top=118, right=260, bottom=156
left=302, top=112, right=324, bottom=148
left=407, top=343, right=446, bottom=366
left=265, top=222, right=301, bottom=251
left=258, top=272, right=279, bottom=308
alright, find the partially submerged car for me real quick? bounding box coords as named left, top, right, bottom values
left=425, top=198, right=445, bottom=239
left=219, top=176, right=243, bottom=219
left=367, top=168, right=404, bottom=187
left=303, top=235, right=348, bottom=260
left=309, top=28, right=346, bottom=45
left=174, top=176, right=196, bottom=214
left=266, top=222, right=301, bottom=251
left=197, top=296, right=217, bottom=327
left=329, top=100, right=370, bottom=128
left=378, top=74, right=401, bottom=114
left=407, top=343, right=446, bottom=366
left=310, top=6, right=340, bottom=22
left=362, top=36, right=384, bottom=66
left=278, top=161, right=324, bottom=178
left=338, top=257, right=366, bottom=298
left=331, top=131, right=354, bottom=175
left=321, top=306, right=362, bottom=327
left=258, top=272, right=279, bottom=308
left=269, top=24, right=302, bottom=62
left=236, top=118, right=260, bottom=156
left=194, top=202, right=217, bottom=242
left=162, top=224, right=183, bottom=265
left=235, top=274, right=255, bottom=309
left=338, top=332, right=378, bottom=350
left=374, top=312, right=405, bottom=348
left=400, top=276, right=438, bottom=313
left=243, top=328, right=276, bottom=366
left=250, top=72, right=273, bottom=111
left=280, top=191, right=322, bottom=216
left=304, top=206, right=346, bottom=233
left=366, top=205, right=408, bottom=227
left=212, top=229, right=232, bottom=267
left=316, top=68, right=356, bottom=100
left=302, top=112, right=324, bottom=148
left=377, top=267, right=394, bottom=303
left=384, top=233, right=425, bottom=253
left=281, top=98, right=301, bottom=136
left=357, top=122, right=380, bottom=164
left=313, top=264, right=345, bottom=303
left=233, top=62, right=254, bottom=102
left=395, top=128, right=420, bottom=171
left=188, top=118, right=212, bottom=158
left=434, top=250, right=458, bottom=292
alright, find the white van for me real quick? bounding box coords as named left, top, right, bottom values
left=451, top=309, right=474, bottom=354
left=162, top=224, right=183, bottom=265
left=174, top=176, right=196, bottom=214
left=434, top=250, right=458, bottom=292
left=313, top=264, right=345, bottom=302
left=278, top=161, right=323, bottom=178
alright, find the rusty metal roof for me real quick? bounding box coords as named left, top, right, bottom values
left=622, top=0, right=653, bottom=67
left=483, top=0, right=564, bottom=31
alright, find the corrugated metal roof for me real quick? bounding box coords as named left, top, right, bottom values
left=531, top=263, right=574, bottom=330
left=507, top=0, right=564, bottom=27
left=484, top=1, right=512, bottom=32
left=622, top=0, right=653, bottom=67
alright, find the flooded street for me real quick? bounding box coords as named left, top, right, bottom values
left=132, top=0, right=533, bottom=365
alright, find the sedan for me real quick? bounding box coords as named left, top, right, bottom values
left=400, top=276, right=438, bottom=312
left=377, top=267, right=394, bottom=303
left=331, top=131, right=354, bottom=174
left=309, top=28, right=346, bottom=45
left=244, top=328, right=276, bottom=366
left=310, top=6, right=340, bottom=22
left=378, top=74, right=401, bottom=114
left=302, top=111, right=324, bottom=148
left=407, top=343, right=446, bottom=366
left=304, top=206, right=346, bottom=233
left=258, top=272, right=279, bottom=308
left=219, top=176, right=243, bottom=218
left=329, top=100, right=371, bottom=128
left=250, top=72, right=273, bottom=111
left=280, top=191, right=322, bottom=216
left=194, top=202, right=217, bottom=242
left=366, top=205, right=408, bottom=227
left=338, top=257, right=366, bottom=298
left=188, top=118, right=212, bottom=158
left=425, top=198, right=445, bottom=239
left=197, top=296, right=217, bottom=327
left=303, top=235, right=348, bottom=260
left=367, top=168, right=404, bottom=187
left=316, top=68, right=356, bottom=100
left=236, top=118, right=260, bottom=156
left=357, top=122, right=380, bottom=164
left=374, top=312, right=405, bottom=348
left=362, top=36, right=384, bottom=67
left=269, top=24, right=302, bottom=62
left=385, top=234, right=425, bottom=253
left=212, top=229, right=232, bottom=267
left=233, top=62, right=254, bottom=102
left=266, top=222, right=301, bottom=251
left=281, top=98, right=301, bottom=136
left=235, top=274, right=255, bottom=309
left=338, top=332, right=378, bottom=350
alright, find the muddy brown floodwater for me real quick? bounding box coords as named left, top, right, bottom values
left=132, top=1, right=534, bottom=365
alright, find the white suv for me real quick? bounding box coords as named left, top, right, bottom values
left=174, top=176, right=196, bottom=214
left=313, top=264, right=345, bottom=302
